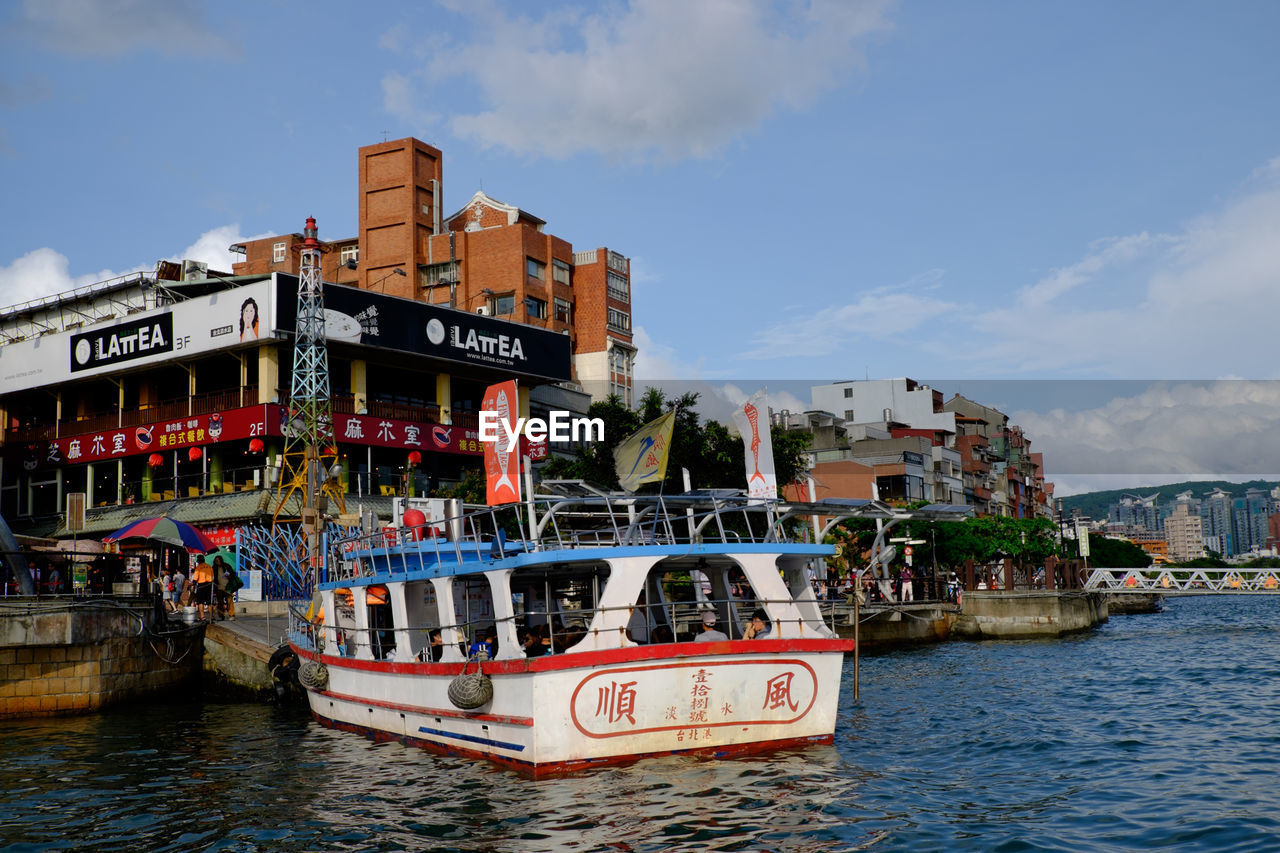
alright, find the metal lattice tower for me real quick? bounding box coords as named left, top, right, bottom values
left=273, top=216, right=345, bottom=534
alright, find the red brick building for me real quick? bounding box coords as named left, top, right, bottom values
left=231, top=138, right=636, bottom=406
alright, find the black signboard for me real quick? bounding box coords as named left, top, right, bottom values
left=70, top=313, right=174, bottom=373
left=273, top=276, right=571, bottom=381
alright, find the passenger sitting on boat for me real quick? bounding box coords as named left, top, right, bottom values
left=518, top=628, right=547, bottom=658
left=420, top=629, right=444, bottom=662
left=560, top=622, right=588, bottom=651
left=742, top=608, right=771, bottom=639
left=468, top=626, right=498, bottom=659
left=626, top=591, right=652, bottom=644
left=695, top=610, right=728, bottom=642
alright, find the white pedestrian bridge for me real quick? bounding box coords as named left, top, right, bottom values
left=1084, top=567, right=1280, bottom=594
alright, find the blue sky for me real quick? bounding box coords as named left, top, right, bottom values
left=3, top=0, right=1279, bottom=493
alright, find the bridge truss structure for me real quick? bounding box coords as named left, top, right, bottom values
left=1084, top=567, right=1280, bottom=594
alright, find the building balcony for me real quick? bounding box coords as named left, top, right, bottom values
left=5, top=386, right=260, bottom=444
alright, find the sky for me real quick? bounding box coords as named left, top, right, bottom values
left=2, top=0, right=1279, bottom=495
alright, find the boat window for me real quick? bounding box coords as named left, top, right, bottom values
left=451, top=575, right=496, bottom=655
left=648, top=562, right=764, bottom=641
left=332, top=588, right=357, bottom=656
left=366, top=585, right=395, bottom=660
left=511, top=562, right=610, bottom=655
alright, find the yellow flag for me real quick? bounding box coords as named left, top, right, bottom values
left=613, top=410, right=676, bottom=492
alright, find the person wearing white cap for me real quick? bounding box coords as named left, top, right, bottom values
left=694, top=609, right=728, bottom=642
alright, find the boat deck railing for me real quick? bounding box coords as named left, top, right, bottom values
left=328, top=483, right=975, bottom=583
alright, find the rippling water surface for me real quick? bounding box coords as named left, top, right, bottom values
left=3, top=596, right=1280, bottom=851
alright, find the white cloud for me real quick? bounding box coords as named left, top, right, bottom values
left=0, top=224, right=267, bottom=310
left=633, top=325, right=708, bottom=380
left=713, top=383, right=808, bottom=431
left=175, top=224, right=257, bottom=271
left=396, top=0, right=893, bottom=160
left=14, top=0, right=238, bottom=58
left=740, top=278, right=956, bottom=360
left=1016, top=232, right=1174, bottom=307
left=1014, top=381, right=1280, bottom=483
left=745, top=156, right=1280, bottom=378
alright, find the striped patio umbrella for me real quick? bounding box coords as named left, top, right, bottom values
left=103, top=516, right=218, bottom=553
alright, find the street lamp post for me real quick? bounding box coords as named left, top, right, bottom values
left=370, top=268, right=406, bottom=291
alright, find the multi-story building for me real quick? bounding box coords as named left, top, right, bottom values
left=0, top=137, right=634, bottom=533
left=1231, top=488, right=1274, bottom=556
left=1109, top=493, right=1162, bottom=535
left=944, top=395, right=1051, bottom=519
left=1165, top=494, right=1206, bottom=562
left=812, top=378, right=955, bottom=435
left=1200, top=488, right=1235, bottom=556
left=231, top=138, right=636, bottom=407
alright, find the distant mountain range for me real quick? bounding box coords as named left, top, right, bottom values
left=1059, top=480, right=1280, bottom=521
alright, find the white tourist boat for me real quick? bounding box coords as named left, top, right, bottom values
left=288, top=484, right=955, bottom=776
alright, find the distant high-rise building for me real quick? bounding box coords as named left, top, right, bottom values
left=1165, top=495, right=1206, bottom=562
left=1109, top=493, right=1162, bottom=533
left=1200, top=488, right=1235, bottom=556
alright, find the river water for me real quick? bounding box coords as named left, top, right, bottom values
left=2, top=595, right=1279, bottom=852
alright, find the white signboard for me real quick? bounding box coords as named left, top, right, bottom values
left=0, top=279, right=276, bottom=394
left=1076, top=521, right=1091, bottom=557
left=239, top=570, right=264, bottom=601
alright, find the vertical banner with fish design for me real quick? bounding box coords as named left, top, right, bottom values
left=731, top=390, right=777, bottom=500
left=482, top=380, right=521, bottom=505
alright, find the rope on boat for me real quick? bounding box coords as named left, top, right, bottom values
left=298, top=660, right=329, bottom=691
left=447, top=650, right=493, bottom=709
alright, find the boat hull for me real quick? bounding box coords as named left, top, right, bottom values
left=294, top=638, right=852, bottom=777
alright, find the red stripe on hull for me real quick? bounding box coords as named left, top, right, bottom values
left=310, top=710, right=834, bottom=779
left=292, top=637, right=854, bottom=676
left=317, top=688, right=534, bottom=727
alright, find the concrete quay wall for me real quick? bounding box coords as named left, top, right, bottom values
left=0, top=603, right=204, bottom=719
left=832, top=603, right=958, bottom=652
left=952, top=591, right=1108, bottom=641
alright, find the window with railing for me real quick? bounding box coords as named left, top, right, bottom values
left=607, top=272, right=629, bottom=301
left=607, top=308, right=630, bottom=332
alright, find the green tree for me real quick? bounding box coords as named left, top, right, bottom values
left=1086, top=533, right=1152, bottom=568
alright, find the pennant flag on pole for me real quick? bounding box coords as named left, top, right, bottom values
left=731, top=390, right=777, bottom=499
left=482, top=380, right=521, bottom=505
left=613, top=410, right=676, bottom=493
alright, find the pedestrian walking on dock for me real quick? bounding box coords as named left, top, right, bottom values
left=190, top=555, right=214, bottom=621
left=212, top=556, right=232, bottom=620
left=172, top=567, right=186, bottom=610
left=220, top=561, right=242, bottom=620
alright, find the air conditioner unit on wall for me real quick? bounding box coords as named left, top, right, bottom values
left=475, top=305, right=491, bottom=316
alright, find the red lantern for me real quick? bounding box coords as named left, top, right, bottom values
left=407, top=450, right=422, bottom=465
left=147, top=453, right=164, bottom=468
left=402, top=508, right=427, bottom=541
left=188, top=446, right=202, bottom=462
left=248, top=437, right=265, bottom=453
